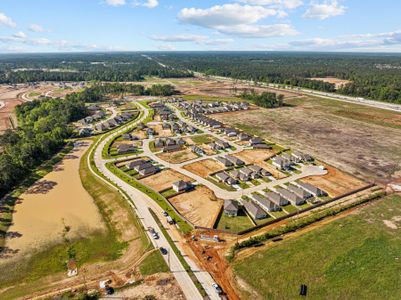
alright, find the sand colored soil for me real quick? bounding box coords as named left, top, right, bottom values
left=0, top=86, right=27, bottom=132
left=183, top=159, right=225, bottom=177
left=114, top=273, right=185, bottom=300
left=170, top=186, right=222, bottom=228
left=151, top=124, right=173, bottom=137
left=157, top=148, right=198, bottom=164
left=310, top=77, right=352, bottom=89
left=258, top=161, right=288, bottom=179
left=301, top=165, right=367, bottom=197
left=140, top=169, right=193, bottom=192
left=4, top=141, right=105, bottom=257
left=234, top=149, right=276, bottom=164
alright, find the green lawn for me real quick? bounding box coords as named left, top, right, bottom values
left=268, top=209, right=288, bottom=219
left=233, top=194, right=401, bottom=300
left=161, top=188, right=177, bottom=198
left=216, top=209, right=255, bottom=233
left=139, top=250, right=169, bottom=276
left=190, top=134, right=214, bottom=145
left=282, top=204, right=299, bottom=214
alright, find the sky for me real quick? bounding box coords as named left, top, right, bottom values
left=0, top=0, right=400, bottom=53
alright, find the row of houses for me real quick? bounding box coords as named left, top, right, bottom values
left=154, top=137, right=186, bottom=153
left=178, top=100, right=249, bottom=115
left=272, top=151, right=314, bottom=170
left=215, top=155, right=245, bottom=167
left=78, top=110, right=106, bottom=125
left=209, top=139, right=231, bottom=151
left=126, top=159, right=159, bottom=177
left=116, top=143, right=137, bottom=155
left=162, top=120, right=197, bottom=135
left=94, top=111, right=137, bottom=132
left=150, top=102, right=175, bottom=121
left=219, top=128, right=272, bottom=149
left=215, top=164, right=271, bottom=186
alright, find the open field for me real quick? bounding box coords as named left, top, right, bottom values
left=157, top=148, right=198, bottom=164
left=2, top=141, right=105, bottom=260
left=169, top=186, right=222, bottom=227
left=234, top=149, right=276, bottom=164
left=213, top=96, right=401, bottom=182
left=183, top=158, right=225, bottom=178
left=140, top=169, right=193, bottom=192
left=302, top=164, right=367, bottom=197
left=0, top=86, right=27, bottom=132
left=233, top=194, right=401, bottom=300
left=216, top=209, right=254, bottom=233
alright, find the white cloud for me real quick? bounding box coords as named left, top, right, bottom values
left=303, top=0, right=346, bottom=20
left=29, top=24, right=45, bottom=32
left=143, top=0, right=159, bottom=8
left=151, top=34, right=234, bottom=46
left=239, top=0, right=303, bottom=9
left=289, top=30, right=401, bottom=50
left=178, top=3, right=297, bottom=38
left=13, top=31, right=27, bottom=39
left=0, top=12, right=16, bottom=28
left=157, top=44, right=176, bottom=51
left=105, top=0, right=126, bottom=6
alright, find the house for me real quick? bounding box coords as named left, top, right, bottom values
left=163, top=144, right=181, bottom=152
left=216, top=156, right=234, bottom=167
left=253, top=143, right=272, bottom=150
left=172, top=180, right=190, bottom=192
left=238, top=133, right=251, bottom=141
left=215, top=139, right=230, bottom=149
left=292, top=151, right=314, bottom=163
left=122, top=133, right=132, bottom=140
left=252, top=193, right=280, bottom=212
left=287, top=184, right=313, bottom=200
left=225, top=155, right=245, bottom=166
left=249, top=137, right=263, bottom=146
left=272, top=156, right=292, bottom=170
left=228, top=169, right=241, bottom=180
left=95, top=123, right=106, bottom=132
left=276, top=187, right=305, bottom=206
left=248, top=165, right=271, bottom=177
left=243, top=201, right=267, bottom=220
left=240, top=167, right=258, bottom=179
left=127, top=159, right=147, bottom=170
left=297, top=181, right=327, bottom=197
left=139, top=166, right=158, bottom=176
left=154, top=138, right=165, bottom=148
left=190, top=145, right=205, bottom=155
left=134, top=162, right=153, bottom=172
left=224, top=200, right=239, bottom=217
left=215, top=172, right=237, bottom=185
left=264, top=191, right=289, bottom=206
left=116, top=144, right=136, bottom=154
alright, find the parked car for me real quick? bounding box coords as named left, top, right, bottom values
left=162, top=211, right=168, bottom=217
left=160, top=247, right=168, bottom=255
left=152, top=232, right=159, bottom=240
left=148, top=227, right=155, bottom=234
left=167, top=216, right=175, bottom=224
left=212, top=283, right=223, bottom=295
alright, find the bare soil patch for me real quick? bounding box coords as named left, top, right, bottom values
left=157, top=148, right=198, bottom=164
left=183, top=159, right=225, bottom=177
left=234, top=149, right=276, bottom=164
left=301, top=164, right=367, bottom=197
left=140, top=169, right=193, bottom=192
left=3, top=141, right=105, bottom=259
left=310, top=77, right=352, bottom=89
left=213, top=97, right=401, bottom=181
left=170, top=186, right=222, bottom=227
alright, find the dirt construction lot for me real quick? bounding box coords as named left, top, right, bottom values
left=213, top=96, right=401, bottom=182
left=169, top=186, right=222, bottom=228
left=234, top=149, right=277, bottom=164
left=183, top=158, right=225, bottom=178
left=301, top=164, right=367, bottom=197
left=140, top=169, right=193, bottom=192
left=157, top=148, right=198, bottom=164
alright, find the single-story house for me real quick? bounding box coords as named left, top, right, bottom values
left=243, top=201, right=267, bottom=220
left=297, top=181, right=327, bottom=197
left=287, top=184, right=313, bottom=200
left=225, top=155, right=245, bottom=166
left=116, top=144, right=136, bottom=154
left=139, top=166, right=158, bottom=176
left=172, top=180, right=190, bottom=193
left=272, top=156, right=292, bottom=170
left=264, top=191, right=289, bottom=206
left=224, top=200, right=239, bottom=217
left=127, top=159, right=147, bottom=170
left=276, top=187, right=305, bottom=206
left=216, top=156, right=234, bottom=167
left=252, top=193, right=280, bottom=212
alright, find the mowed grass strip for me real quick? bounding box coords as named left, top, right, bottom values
left=233, top=194, right=401, bottom=300
left=139, top=250, right=169, bottom=276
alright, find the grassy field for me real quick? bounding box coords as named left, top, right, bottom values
left=233, top=194, right=401, bottom=300
left=216, top=209, right=255, bottom=233
left=181, top=94, right=243, bottom=102
left=139, top=250, right=169, bottom=276
left=190, top=134, right=214, bottom=145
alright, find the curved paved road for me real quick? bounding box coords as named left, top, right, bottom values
left=92, top=102, right=220, bottom=300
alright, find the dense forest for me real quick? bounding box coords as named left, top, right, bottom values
left=0, top=53, right=193, bottom=83
left=150, top=52, right=401, bottom=104
left=0, top=82, right=176, bottom=197
left=241, top=90, right=284, bottom=108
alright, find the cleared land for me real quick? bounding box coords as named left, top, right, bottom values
left=233, top=194, right=401, bottom=300
left=140, top=169, right=193, bottom=192
left=3, top=141, right=105, bottom=259
left=234, top=149, right=276, bottom=164
left=310, top=77, right=352, bottom=89
left=157, top=148, right=198, bottom=164
left=183, top=158, right=225, bottom=178
left=302, top=164, right=367, bottom=197
left=169, top=186, right=222, bottom=227
left=213, top=96, right=401, bottom=182
left=216, top=209, right=254, bottom=233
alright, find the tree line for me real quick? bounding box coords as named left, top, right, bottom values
left=0, top=82, right=176, bottom=197
left=241, top=90, right=284, bottom=108
left=150, top=52, right=401, bottom=104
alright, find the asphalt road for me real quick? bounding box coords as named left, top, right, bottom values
left=91, top=102, right=221, bottom=300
